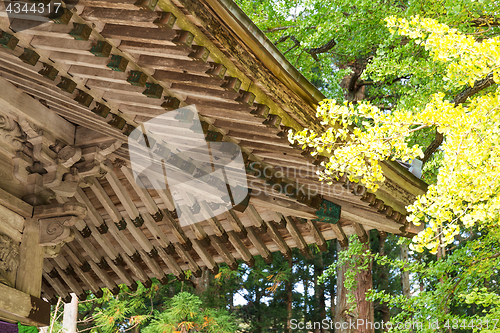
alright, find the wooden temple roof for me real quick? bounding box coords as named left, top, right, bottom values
left=0, top=0, right=427, bottom=303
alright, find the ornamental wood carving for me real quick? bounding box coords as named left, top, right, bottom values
left=0, top=113, right=26, bottom=156
left=0, top=233, right=19, bottom=287
left=39, top=216, right=78, bottom=247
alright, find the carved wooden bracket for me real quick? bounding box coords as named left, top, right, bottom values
left=34, top=202, right=87, bottom=257
left=72, top=140, right=123, bottom=182
left=39, top=216, right=77, bottom=247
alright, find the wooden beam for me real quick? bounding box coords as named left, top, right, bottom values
left=106, top=257, right=136, bottom=289
left=264, top=219, right=291, bottom=259
left=73, top=230, right=104, bottom=265
left=87, top=177, right=124, bottom=223
left=88, top=177, right=158, bottom=255
left=138, top=54, right=210, bottom=72
left=102, top=163, right=142, bottom=220
left=123, top=217, right=154, bottom=253
left=74, top=187, right=137, bottom=257
left=209, top=235, right=237, bottom=270
left=224, top=210, right=246, bottom=237
left=63, top=248, right=103, bottom=297
left=352, top=222, right=368, bottom=243
left=163, top=210, right=190, bottom=246
left=74, top=262, right=103, bottom=297
left=105, top=168, right=172, bottom=250
left=0, top=284, right=50, bottom=327
left=81, top=7, right=161, bottom=27
left=87, top=260, right=119, bottom=295
left=324, top=196, right=404, bottom=234
left=0, top=187, right=32, bottom=218
left=227, top=231, right=254, bottom=267
left=199, top=201, right=226, bottom=238
left=58, top=195, right=121, bottom=262
left=100, top=24, right=178, bottom=44
left=52, top=264, right=85, bottom=300
left=173, top=243, right=201, bottom=277
left=42, top=272, right=71, bottom=302
left=121, top=253, right=153, bottom=287
left=139, top=250, right=168, bottom=281
left=244, top=204, right=266, bottom=232
left=245, top=226, right=272, bottom=263
left=251, top=192, right=316, bottom=220
left=330, top=223, right=348, bottom=248
left=120, top=166, right=158, bottom=215
left=0, top=204, right=24, bottom=244
left=156, top=246, right=184, bottom=280
left=191, top=238, right=218, bottom=274
left=285, top=216, right=311, bottom=258
left=306, top=219, right=327, bottom=252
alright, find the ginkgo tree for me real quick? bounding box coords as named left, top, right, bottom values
left=290, top=15, right=500, bottom=254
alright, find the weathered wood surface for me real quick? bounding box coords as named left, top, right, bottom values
left=14, top=217, right=43, bottom=299
left=0, top=76, right=75, bottom=145
left=0, top=187, right=33, bottom=218
left=0, top=284, right=50, bottom=327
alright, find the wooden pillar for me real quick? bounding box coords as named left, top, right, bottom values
left=15, top=217, right=44, bottom=297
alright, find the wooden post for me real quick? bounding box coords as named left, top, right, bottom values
left=62, top=293, right=78, bottom=333
left=15, top=217, right=44, bottom=297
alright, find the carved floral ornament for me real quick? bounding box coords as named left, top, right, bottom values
left=0, top=233, right=19, bottom=287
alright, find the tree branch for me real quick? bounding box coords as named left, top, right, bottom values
left=307, top=37, right=336, bottom=59
left=274, top=35, right=290, bottom=46
left=265, top=25, right=297, bottom=33
left=453, top=73, right=495, bottom=105
left=265, top=25, right=317, bottom=33
left=422, top=73, right=497, bottom=165
left=471, top=16, right=500, bottom=27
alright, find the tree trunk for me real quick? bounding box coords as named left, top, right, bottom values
left=335, top=241, right=350, bottom=332
left=286, top=256, right=293, bottom=333
left=303, top=266, right=309, bottom=322
left=378, top=232, right=391, bottom=329
left=330, top=276, right=336, bottom=325
left=193, top=267, right=211, bottom=295
left=62, top=293, right=78, bottom=333
left=314, top=253, right=326, bottom=333
left=330, top=243, right=337, bottom=324
left=255, top=287, right=262, bottom=333
left=354, top=241, right=374, bottom=333
left=336, top=240, right=374, bottom=333
left=400, top=243, right=410, bottom=298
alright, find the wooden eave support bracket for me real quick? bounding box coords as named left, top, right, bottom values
left=34, top=202, right=87, bottom=253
